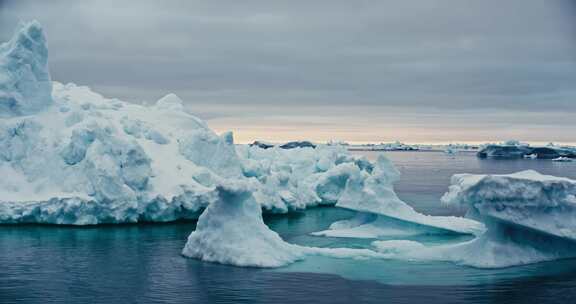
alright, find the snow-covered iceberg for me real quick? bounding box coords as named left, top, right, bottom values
left=372, top=170, right=576, bottom=268
left=312, top=155, right=484, bottom=238
left=182, top=178, right=387, bottom=267
left=236, top=144, right=375, bottom=213
left=0, top=21, right=245, bottom=224
left=0, top=21, right=393, bottom=225
left=182, top=180, right=306, bottom=267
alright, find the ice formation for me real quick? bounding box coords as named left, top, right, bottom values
left=182, top=178, right=387, bottom=267
left=372, top=170, right=576, bottom=268
left=182, top=180, right=306, bottom=267
left=236, top=144, right=376, bottom=213
left=0, top=22, right=243, bottom=224
left=0, top=21, right=52, bottom=116
left=0, top=21, right=397, bottom=226
left=477, top=141, right=576, bottom=159
left=312, top=155, right=485, bottom=238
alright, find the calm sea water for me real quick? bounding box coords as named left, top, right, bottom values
left=1, top=151, right=576, bottom=304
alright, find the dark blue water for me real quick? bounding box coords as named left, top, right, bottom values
left=1, top=151, right=576, bottom=304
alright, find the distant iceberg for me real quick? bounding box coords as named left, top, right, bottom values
left=477, top=141, right=576, bottom=159
left=372, top=170, right=576, bottom=268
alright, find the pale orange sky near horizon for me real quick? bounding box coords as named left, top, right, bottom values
left=200, top=104, right=576, bottom=146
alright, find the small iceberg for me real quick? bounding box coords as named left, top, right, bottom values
left=181, top=179, right=388, bottom=267
left=371, top=170, right=576, bottom=268
left=182, top=181, right=306, bottom=267
left=552, top=157, right=573, bottom=162
left=477, top=140, right=576, bottom=159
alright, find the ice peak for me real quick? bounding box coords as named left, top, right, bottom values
left=0, top=20, right=52, bottom=117
left=156, top=93, right=184, bottom=111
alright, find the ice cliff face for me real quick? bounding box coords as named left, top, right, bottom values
left=0, top=21, right=52, bottom=117
left=372, top=170, right=576, bottom=268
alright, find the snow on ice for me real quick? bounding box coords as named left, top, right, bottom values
left=0, top=21, right=412, bottom=229
left=4, top=21, right=575, bottom=269
left=372, top=170, right=576, bottom=268
left=312, top=155, right=485, bottom=238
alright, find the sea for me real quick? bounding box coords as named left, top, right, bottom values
left=1, top=151, right=575, bottom=303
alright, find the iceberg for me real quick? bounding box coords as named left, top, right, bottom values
left=0, top=21, right=244, bottom=224
left=372, top=170, right=576, bottom=268
left=477, top=141, right=576, bottom=159
left=0, top=20, right=499, bottom=268
left=182, top=178, right=388, bottom=267
left=0, top=21, right=393, bottom=225
left=182, top=180, right=306, bottom=267
left=312, top=155, right=485, bottom=238
left=236, top=144, right=378, bottom=213
left=279, top=141, right=316, bottom=149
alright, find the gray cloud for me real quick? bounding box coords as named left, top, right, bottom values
left=1, top=0, right=575, bottom=143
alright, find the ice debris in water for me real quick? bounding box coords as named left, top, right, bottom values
left=312, top=155, right=485, bottom=238
left=372, top=170, right=576, bottom=268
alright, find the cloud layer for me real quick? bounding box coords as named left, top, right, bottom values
left=1, top=0, right=575, bottom=143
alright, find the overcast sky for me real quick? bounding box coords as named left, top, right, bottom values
left=1, top=0, right=575, bottom=144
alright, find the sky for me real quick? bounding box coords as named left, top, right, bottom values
left=1, top=0, right=575, bottom=144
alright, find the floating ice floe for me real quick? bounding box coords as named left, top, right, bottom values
left=477, top=141, right=576, bottom=160
left=372, top=170, right=576, bottom=268
left=312, top=155, right=485, bottom=238
left=552, top=157, right=573, bottom=162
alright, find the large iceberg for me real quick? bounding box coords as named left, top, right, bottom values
left=312, top=155, right=485, bottom=238
left=372, top=170, right=576, bottom=268
left=0, top=21, right=394, bottom=225
left=0, top=21, right=244, bottom=224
